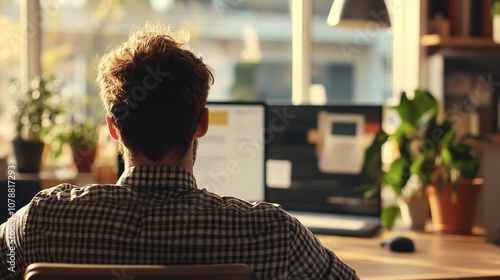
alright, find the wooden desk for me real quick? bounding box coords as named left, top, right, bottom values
left=317, top=231, right=500, bottom=280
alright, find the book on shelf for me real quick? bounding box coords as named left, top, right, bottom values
left=427, top=0, right=494, bottom=38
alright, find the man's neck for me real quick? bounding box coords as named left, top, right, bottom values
left=123, top=148, right=194, bottom=172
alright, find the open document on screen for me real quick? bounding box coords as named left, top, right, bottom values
left=193, top=102, right=266, bottom=202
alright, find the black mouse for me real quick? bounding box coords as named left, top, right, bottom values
left=381, top=236, right=415, bottom=252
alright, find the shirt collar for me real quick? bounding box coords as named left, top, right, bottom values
left=117, top=165, right=197, bottom=190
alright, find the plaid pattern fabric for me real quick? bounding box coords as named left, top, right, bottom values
left=0, top=166, right=356, bottom=279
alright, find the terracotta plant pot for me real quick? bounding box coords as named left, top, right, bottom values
left=72, top=148, right=97, bottom=173
left=427, top=180, right=482, bottom=235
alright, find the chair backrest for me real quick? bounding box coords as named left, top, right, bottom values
left=24, top=263, right=255, bottom=280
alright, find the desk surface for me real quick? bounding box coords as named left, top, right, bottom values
left=317, top=231, right=500, bottom=280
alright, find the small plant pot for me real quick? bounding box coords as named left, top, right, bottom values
left=72, top=148, right=97, bottom=173
left=12, top=138, right=45, bottom=173
left=399, top=197, right=430, bottom=231
left=427, top=181, right=482, bottom=235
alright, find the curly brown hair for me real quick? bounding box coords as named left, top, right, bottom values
left=96, top=22, right=214, bottom=162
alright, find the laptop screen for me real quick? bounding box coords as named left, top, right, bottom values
left=265, top=104, right=382, bottom=217
left=193, top=102, right=266, bottom=202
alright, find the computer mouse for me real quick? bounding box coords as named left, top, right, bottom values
left=381, top=236, right=415, bottom=252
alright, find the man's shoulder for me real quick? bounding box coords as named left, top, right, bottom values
left=200, top=189, right=278, bottom=210
left=216, top=197, right=315, bottom=237
left=33, top=183, right=124, bottom=203
left=32, top=183, right=76, bottom=201
left=200, top=191, right=294, bottom=223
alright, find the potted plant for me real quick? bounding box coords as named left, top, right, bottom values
left=424, top=123, right=481, bottom=234
left=364, top=89, right=481, bottom=232
left=11, top=75, right=66, bottom=173
left=56, top=119, right=99, bottom=173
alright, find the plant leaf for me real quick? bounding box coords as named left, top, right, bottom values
left=394, top=90, right=438, bottom=129
left=413, top=89, right=439, bottom=124
left=411, top=153, right=434, bottom=181
left=441, top=144, right=479, bottom=180
left=384, top=157, right=411, bottom=196
left=381, top=205, right=400, bottom=230
left=364, top=130, right=389, bottom=168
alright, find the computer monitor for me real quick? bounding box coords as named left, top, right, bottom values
left=193, top=102, right=266, bottom=202
left=116, top=102, right=266, bottom=203
left=265, top=104, right=382, bottom=217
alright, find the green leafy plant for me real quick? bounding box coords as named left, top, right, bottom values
left=12, top=74, right=66, bottom=142
left=53, top=119, right=99, bottom=159
left=50, top=93, right=103, bottom=160
left=364, top=89, right=480, bottom=229
left=52, top=118, right=101, bottom=173
left=51, top=118, right=99, bottom=163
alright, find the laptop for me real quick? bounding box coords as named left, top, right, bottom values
left=194, top=102, right=266, bottom=202
left=265, top=104, right=383, bottom=237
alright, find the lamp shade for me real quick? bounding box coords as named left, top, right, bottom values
left=327, top=0, right=391, bottom=28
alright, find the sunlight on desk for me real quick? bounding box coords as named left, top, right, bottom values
left=317, top=230, right=500, bottom=280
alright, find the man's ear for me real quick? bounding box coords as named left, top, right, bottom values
left=195, top=108, right=209, bottom=138
left=106, top=116, right=120, bottom=141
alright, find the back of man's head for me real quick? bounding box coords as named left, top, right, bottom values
left=97, top=22, right=214, bottom=162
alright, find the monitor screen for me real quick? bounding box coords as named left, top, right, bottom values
left=265, top=104, right=382, bottom=217
left=193, top=102, right=266, bottom=202
left=332, top=122, right=357, bottom=136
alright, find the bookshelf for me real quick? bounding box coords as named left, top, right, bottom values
left=421, top=0, right=499, bottom=53
left=421, top=34, right=500, bottom=48
left=421, top=0, right=500, bottom=138
left=452, top=0, right=490, bottom=37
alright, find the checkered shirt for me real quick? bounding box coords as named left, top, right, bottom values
left=0, top=166, right=356, bottom=279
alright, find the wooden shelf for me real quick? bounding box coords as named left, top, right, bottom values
left=421, top=34, right=500, bottom=48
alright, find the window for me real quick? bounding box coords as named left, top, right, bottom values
left=0, top=0, right=395, bottom=165
left=37, top=0, right=392, bottom=104
left=0, top=0, right=21, bottom=156
left=311, top=0, right=392, bottom=103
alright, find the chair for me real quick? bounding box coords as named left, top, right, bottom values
left=24, top=263, right=255, bottom=280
